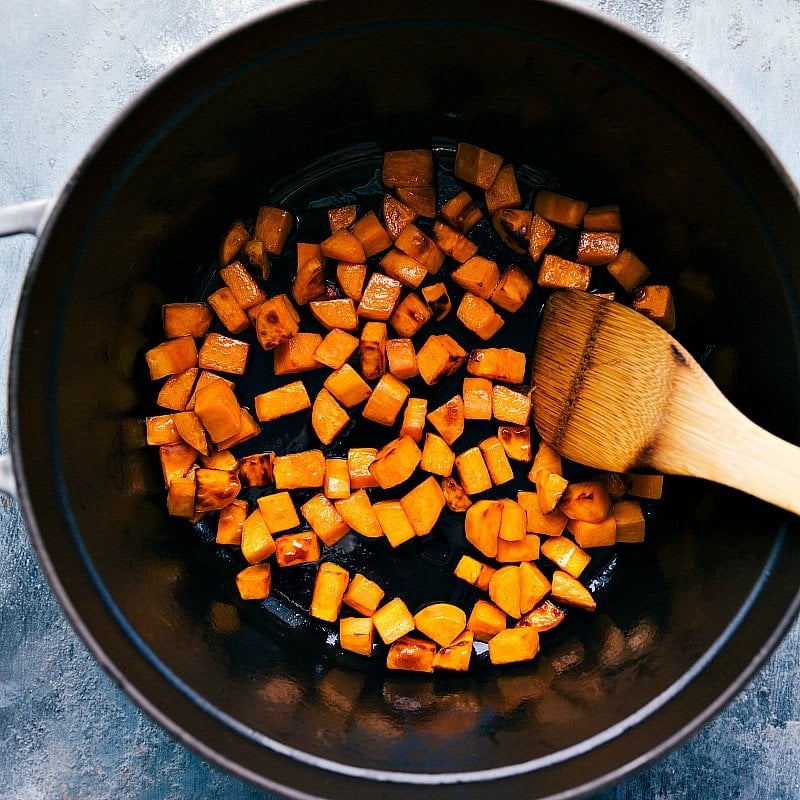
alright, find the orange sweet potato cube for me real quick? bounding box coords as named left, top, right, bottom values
left=478, top=436, right=514, bottom=485
left=462, top=377, right=493, bottom=420
left=386, top=338, right=419, bottom=380
left=378, top=248, right=428, bottom=288
left=241, top=508, right=277, bottom=564
left=613, top=499, right=646, bottom=543
left=432, top=630, right=474, bottom=672
left=369, top=436, right=422, bottom=489
left=489, top=565, right=522, bottom=618
left=350, top=211, right=393, bottom=256
left=488, top=627, right=539, bottom=665
left=220, top=261, right=267, bottom=309
left=198, top=332, right=249, bottom=375
left=324, top=364, right=372, bottom=408
left=314, top=328, right=359, bottom=369
left=193, top=378, right=241, bottom=443
left=145, top=336, right=198, bottom=380
left=551, top=570, right=596, bottom=611
left=517, top=491, right=568, bottom=537
left=633, top=284, right=676, bottom=330
left=490, top=266, right=534, bottom=313
left=235, top=563, right=272, bottom=601
left=273, top=333, right=323, bottom=375
left=194, top=468, right=241, bottom=513
left=335, top=489, right=383, bottom=538
left=427, top=395, right=465, bottom=445
left=607, top=248, right=651, bottom=293
left=517, top=599, right=566, bottom=633
left=208, top=287, right=251, bottom=334
left=535, top=470, right=569, bottom=513
left=162, top=303, right=213, bottom=338
left=390, top=292, right=432, bottom=338
left=387, top=634, right=436, bottom=672
left=257, top=491, right=301, bottom=533
left=347, top=448, right=379, bottom=489
left=186, top=370, right=235, bottom=411
left=382, top=193, right=418, bottom=241
left=312, top=388, right=350, bottom=446
left=204, top=447, right=239, bottom=470
left=320, top=229, right=366, bottom=263
left=327, top=204, right=358, bottom=233
left=491, top=208, right=533, bottom=254
left=454, top=142, right=503, bottom=190
left=343, top=573, right=385, bottom=616
left=485, top=164, right=521, bottom=214
left=457, top=292, right=505, bottom=340
left=492, top=385, right=531, bottom=425
left=496, top=534, right=541, bottom=563
left=420, top=433, right=455, bottom=477
left=159, top=442, right=198, bottom=487
left=219, top=219, right=249, bottom=266
left=166, top=475, right=196, bottom=518
left=254, top=206, right=293, bottom=255
left=440, top=476, right=473, bottom=512
left=216, top=499, right=248, bottom=545
left=454, top=554, right=495, bottom=590
left=359, top=321, right=387, bottom=381
left=420, top=282, right=452, bottom=321
left=395, top=187, right=436, bottom=219
left=577, top=231, right=621, bottom=266
left=432, top=220, right=478, bottom=263
left=216, top=407, right=260, bottom=451
left=274, top=532, right=322, bottom=567
left=498, top=425, right=532, bottom=462
left=399, top=397, right=427, bottom=443
left=357, top=273, right=403, bottom=321
left=626, top=473, right=664, bottom=499
left=559, top=481, right=612, bottom=522
left=173, top=411, right=211, bottom=456
left=237, top=452, right=275, bottom=488
left=382, top=148, right=433, bottom=187
left=440, top=190, right=483, bottom=233
left=583, top=204, right=622, bottom=232
left=451, top=255, right=500, bottom=299
left=254, top=380, right=311, bottom=423
left=540, top=536, right=591, bottom=578
left=309, top=298, right=359, bottom=331
left=567, top=515, right=617, bottom=548
left=497, top=499, right=527, bottom=541
left=537, top=254, right=591, bottom=291
left=272, top=450, right=325, bottom=490
left=157, top=367, right=199, bottom=411
left=310, top=562, right=350, bottom=622
left=400, top=476, right=446, bottom=536
left=467, top=347, right=526, bottom=384
left=394, top=223, right=445, bottom=274
left=372, top=597, right=416, bottom=644
left=242, top=239, right=270, bottom=280
left=417, top=334, right=467, bottom=385
left=528, top=213, right=557, bottom=261
left=455, top=447, right=493, bottom=495
left=324, top=458, right=351, bottom=500
left=339, top=617, right=375, bottom=656
left=255, top=294, right=300, bottom=350
left=336, top=262, right=368, bottom=301
left=372, top=500, right=416, bottom=548
left=362, top=373, right=409, bottom=426
left=414, top=603, right=467, bottom=648
left=533, top=190, right=588, bottom=229
left=467, top=599, right=506, bottom=642
left=146, top=413, right=179, bottom=446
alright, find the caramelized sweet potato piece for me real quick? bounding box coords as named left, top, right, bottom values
left=159, top=442, right=198, bottom=487
left=461, top=377, right=492, bottom=421
left=626, top=473, right=664, bottom=499
left=577, top=231, right=621, bottom=266
left=163, top=303, right=213, bottom=339
left=417, top=334, right=467, bottom=385
left=440, top=476, right=473, bottom=512
left=193, top=378, right=241, bottom=443
left=198, top=332, right=249, bottom=375
left=400, top=476, right=446, bottom=536
left=254, top=206, right=293, bottom=255
left=378, top=248, right=428, bottom=289
left=208, top=287, right=251, bottom=334
left=166, top=475, right=196, bottom=518
left=427, top=395, right=465, bottom=445
left=256, top=491, right=302, bottom=534
left=387, top=634, right=437, bottom=672
left=607, top=248, right=651, bottom=293
left=382, top=149, right=434, bottom=188
left=235, top=563, right=272, bottom=601
left=350, top=211, right=393, bottom=257
left=415, top=603, right=467, bottom=647
left=309, top=298, right=359, bottom=331
left=420, top=283, right=452, bottom=322
left=490, top=266, right=534, bottom=313
left=533, top=190, right=588, bottom=229
left=432, top=220, right=478, bottom=263
left=399, top=397, right=427, bottom=442
left=467, top=347, right=526, bottom=384
left=497, top=498, right=527, bottom=541
left=385, top=338, right=419, bottom=380
left=274, top=532, right=322, bottom=567
left=237, top=452, right=275, bottom=488
left=567, top=515, right=617, bottom=548
left=465, top=499, right=502, bottom=558
left=195, top=468, right=241, bottom=513
left=362, top=373, right=409, bottom=426
left=517, top=491, right=568, bottom=537
left=395, top=223, right=445, bottom=274
left=254, top=380, right=311, bottom=423
left=343, top=573, right=385, bottom=616
left=492, top=385, right=531, bottom=425
left=538, top=254, right=591, bottom=291
left=420, top=433, right=455, bottom=477
left=489, top=565, right=522, bottom=619
left=540, top=536, right=591, bottom=578
left=382, top=194, right=418, bottom=241
left=293, top=243, right=327, bottom=305
left=157, top=367, right=199, bottom=411
left=583, top=204, right=622, bottom=232
left=173, top=411, right=211, bottom=456
left=496, top=534, right=541, bottom=563
left=347, top=448, right=379, bottom=489
left=219, top=220, right=250, bottom=266
left=456, top=447, right=493, bottom=495
left=528, top=213, right=557, bottom=262
left=357, top=273, right=403, bottom=321
left=457, top=292, right=505, bottom=340
left=535, top=470, right=569, bottom=513
left=273, top=333, right=323, bottom=375
left=369, top=436, right=422, bottom=489
left=324, top=458, right=351, bottom=500
left=633, top=284, right=676, bottom=330
left=146, top=414, right=180, bottom=446
left=395, top=187, right=436, bottom=218
left=492, top=208, right=533, bottom=254
left=485, top=164, right=521, bottom=214
left=498, top=425, right=532, bottom=462
left=216, top=499, right=248, bottom=545
left=454, top=554, right=495, bottom=590
left=488, top=627, right=539, bottom=665
left=451, top=255, right=500, bottom=299
left=467, top=599, right=506, bottom=642
left=551, top=570, right=596, bottom=611
left=372, top=500, right=416, bottom=548
left=202, top=449, right=238, bottom=471
left=339, top=617, right=374, bottom=656
left=359, top=321, right=387, bottom=381
left=321, top=229, right=367, bottom=263
left=216, top=407, right=260, bottom=451
left=373, top=598, right=416, bottom=645
left=312, top=388, right=350, bottom=445
left=145, top=336, right=198, bottom=380
left=336, top=262, right=368, bottom=301
left=530, top=440, right=563, bottom=480
left=310, top=562, right=350, bottom=622
left=273, top=450, right=325, bottom=490
left=241, top=508, right=277, bottom=564
left=478, top=436, right=514, bottom=485
left=517, top=599, right=566, bottom=632
left=454, top=142, right=503, bottom=190
left=390, top=293, right=432, bottom=338
left=314, top=328, right=359, bottom=369
left=242, top=239, right=270, bottom=280
left=220, top=261, right=267, bottom=310
left=559, top=481, right=612, bottom=522
left=255, top=294, right=300, bottom=352
left=613, top=499, right=646, bottom=543
left=335, top=490, right=383, bottom=538
left=433, top=630, right=474, bottom=672
left=440, top=190, right=483, bottom=233
left=328, top=204, right=358, bottom=233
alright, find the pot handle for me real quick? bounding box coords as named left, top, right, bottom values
left=0, top=198, right=51, bottom=501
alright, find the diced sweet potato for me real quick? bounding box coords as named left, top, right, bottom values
left=235, top=563, right=272, bottom=601
left=488, top=627, right=539, bottom=665
left=517, top=599, right=566, bottom=632
left=399, top=397, right=427, bottom=443
left=528, top=213, right=557, bottom=261
left=535, top=470, right=569, bottom=513
left=339, top=617, right=374, bottom=656
left=347, top=448, right=379, bottom=489
left=490, top=266, right=534, bottom=313
left=613, top=499, right=646, bottom=543
left=551, top=570, right=596, bottom=611
left=358, top=321, right=387, bottom=381
left=312, top=388, right=350, bottom=445
left=440, top=476, right=473, bottom=513
left=633, top=284, right=676, bottom=330
left=254, top=380, right=311, bottom=423
left=195, top=468, right=241, bottom=513
left=531, top=440, right=563, bottom=479
left=166, top=475, right=196, bottom=518
left=198, top=332, right=249, bottom=375
left=382, top=194, right=418, bottom=241
left=324, top=458, right=351, bottom=500
left=459, top=378, right=492, bottom=422
left=456, top=447, right=493, bottom=495
left=454, top=554, right=495, bottom=590
left=492, top=208, right=533, bottom=254
left=465, top=499, right=502, bottom=558
left=323, top=367, right=371, bottom=413
left=208, top=287, right=251, bottom=334
left=193, top=378, right=241, bottom=443
left=467, top=347, right=526, bottom=384
left=255, top=294, right=300, bottom=350
left=257, top=491, right=301, bottom=533
left=274, top=532, right=322, bottom=567
left=607, top=248, right=651, bottom=293
left=432, top=220, right=478, bottom=263
left=373, top=500, right=416, bottom=547
left=394, top=223, right=445, bottom=274
left=427, top=395, right=465, bottom=445
left=237, top=452, right=275, bottom=488
left=272, top=450, right=325, bottom=490
left=414, top=603, right=467, bottom=647
left=420, top=283, right=452, bottom=322
left=496, top=534, right=541, bottom=563
left=395, top=187, right=436, bottom=218
left=479, top=437, right=514, bottom=485
left=328, top=204, right=358, bottom=233
left=369, top=436, right=422, bottom=489
left=489, top=565, right=521, bottom=619
left=540, top=536, right=591, bottom=578
left=202, top=450, right=238, bottom=472
left=417, top=334, right=468, bottom=385
left=163, top=303, right=213, bottom=339
left=400, top=476, right=446, bottom=536
left=583, top=203, right=622, bottom=231
left=533, top=190, right=588, bottom=229
left=517, top=491, right=568, bottom=537
left=159, top=442, right=198, bottom=487
left=145, top=336, right=198, bottom=380
left=336, top=262, right=368, bottom=301
left=219, top=220, right=249, bottom=266
left=173, top=411, right=211, bottom=456
left=568, top=515, right=617, bottom=548
left=350, top=211, right=393, bottom=256
left=157, top=367, right=199, bottom=411
left=254, top=206, right=293, bottom=255
left=382, top=149, right=434, bottom=188
left=467, top=599, right=507, bottom=642
left=492, top=384, right=531, bottom=425
left=454, top=142, right=503, bottom=190
left=390, top=292, right=432, bottom=338
left=498, top=425, right=532, bottom=462
left=451, top=255, right=500, bottom=299
left=420, top=433, right=455, bottom=477
left=440, top=190, right=483, bottom=233
left=343, top=573, right=385, bottom=616
left=379, top=249, right=428, bottom=289
left=362, top=373, right=409, bottom=426
left=372, top=598, right=416, bottom=645
left=320, top=229, right=366, bottom=263
left=485, top=164, right=521, bottom=214
left=497, top=499, right=527, bottom=541
left=385, top=338, right=419, bottom=380
left=577, top=231, right=621, bottom=266
left=432, top=630, right=474, bottom=671
left=335, top=489, right=383, bottom=538
left=146, top=414, right=179, bottom=446
left=386, top=635, right=436, bottom=672
left=220, top=261, right=267, bottom=310
left=626, top=473, right=664, bottom=499
left=314, top=328, right=359, bottom=370
left=538, top=254, right=591, bottom=291
left=242, top=239, right=270, bottom=280
left=273, top=333, right=323, bottom=375
left=216, top=407, right=260, bottom=451
left=241, top=508, right=277, bottom=564
left=357, top=273, right=403, bottom=321
left=310, top=562, right=350, bottom=622
left=559, top=481, right=612, bottom=522
left=457, top=293, right=505, bottom=340
left=216, top=499, right=248, bottom=545
left=309, top=298, right=359, bottom=331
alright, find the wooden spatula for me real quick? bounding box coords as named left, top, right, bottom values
left=532, top=290, right=800, bottom=516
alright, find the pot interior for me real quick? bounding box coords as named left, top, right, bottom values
left=13, top=2, right=800, bottom=797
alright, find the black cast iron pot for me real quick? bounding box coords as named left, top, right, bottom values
left=2, top=1, right=799, bottom=798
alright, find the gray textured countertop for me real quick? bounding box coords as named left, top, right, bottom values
left=1, top=1, right=798, bottom=798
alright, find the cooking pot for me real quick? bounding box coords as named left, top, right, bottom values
left=1, top=1, right=799, bottom=798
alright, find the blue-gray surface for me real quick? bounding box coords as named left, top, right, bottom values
left=1, top=1, right=798, bottom=798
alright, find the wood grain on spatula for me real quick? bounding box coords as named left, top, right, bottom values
left=532, top=290, right=800, bottom=516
